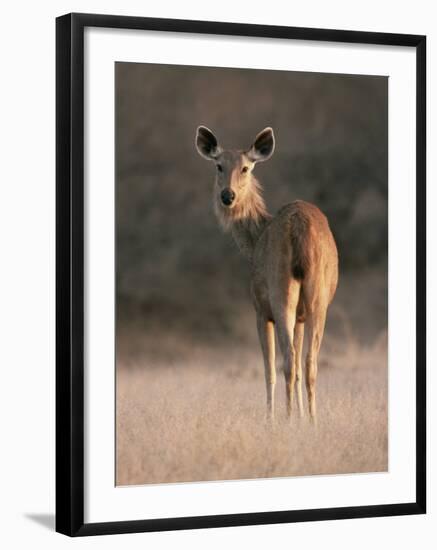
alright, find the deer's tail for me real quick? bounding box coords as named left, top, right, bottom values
left=290, top=211, right=310, bottom=282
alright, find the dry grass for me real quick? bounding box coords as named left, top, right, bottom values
left=116, top=333, right=387, bottom=486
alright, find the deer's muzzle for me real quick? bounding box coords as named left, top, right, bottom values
left=221, top=188, right=235, bottom=206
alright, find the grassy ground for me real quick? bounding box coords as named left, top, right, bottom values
left=116, top=332, right=387, bottom=486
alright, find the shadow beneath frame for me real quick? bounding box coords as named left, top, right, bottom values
left=24, top=513, right=55, bottom=531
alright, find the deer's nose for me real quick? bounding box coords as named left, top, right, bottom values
left=221, top=189, right=235, bottom=206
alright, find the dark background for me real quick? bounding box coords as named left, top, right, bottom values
left=115, top=62, right=388, bottom=358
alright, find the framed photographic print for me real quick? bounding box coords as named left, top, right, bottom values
left=56, top=12, right=426, bottom=536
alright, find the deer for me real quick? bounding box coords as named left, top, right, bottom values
left=195, top=126, right=338, bottom=423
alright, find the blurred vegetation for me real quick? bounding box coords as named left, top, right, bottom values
left=116, top=63, right=387, bottom=342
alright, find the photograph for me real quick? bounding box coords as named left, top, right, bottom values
left=115, top=61, right=389, bottom=487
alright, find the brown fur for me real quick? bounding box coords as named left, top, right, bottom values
left=196, top=126, right=339, bottom=422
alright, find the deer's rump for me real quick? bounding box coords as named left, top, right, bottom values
left=252, top=199, right=338, bottom=323
left=273, top=200, right=335, bottom=280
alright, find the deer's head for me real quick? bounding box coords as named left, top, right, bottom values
left=195, top=126, right=275, bottom=213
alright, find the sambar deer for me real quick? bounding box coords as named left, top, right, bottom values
left=195, top=126, right=338, bottom=422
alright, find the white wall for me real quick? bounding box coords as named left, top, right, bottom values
left=0, top=1, right=434, bottom=547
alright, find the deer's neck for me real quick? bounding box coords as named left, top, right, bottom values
left=216, top=178, right=272, bottom=262
left=231, top=215, right=271, bottom=262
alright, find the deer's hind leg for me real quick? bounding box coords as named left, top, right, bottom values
left=303, top=296, right=327, bottom=424
left=272, top=279, right=301, bottom=421
left=256, top=316, right=276, bottom=420
left=294, top=321, right=305, bottom=418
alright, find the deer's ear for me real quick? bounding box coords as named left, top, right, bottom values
left=247, top=127, right=275, bottom=162
left=195, top=126, right=222, bottom=160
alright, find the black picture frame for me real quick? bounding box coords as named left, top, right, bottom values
left=56, top=12, right=426, bottom=537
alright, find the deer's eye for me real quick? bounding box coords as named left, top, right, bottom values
left=241, top=166, right=249, bottom=173
left=216, top=164, right=223, bottom=172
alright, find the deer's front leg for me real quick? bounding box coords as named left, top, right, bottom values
left=256, top=316, right=276, bottom=420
